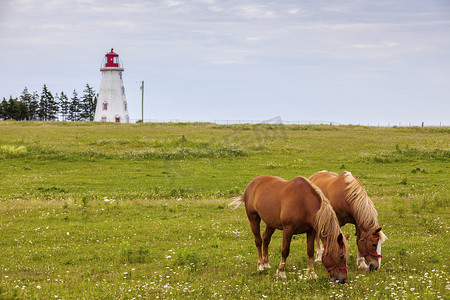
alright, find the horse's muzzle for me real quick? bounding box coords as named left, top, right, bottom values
left=332, top=276, right=347, bottom=284
left=369, top=263, right=379, bottom=271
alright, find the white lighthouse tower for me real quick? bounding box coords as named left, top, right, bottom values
left=94, top=48, right=129, bottom=123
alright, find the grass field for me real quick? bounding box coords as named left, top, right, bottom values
left=0, top=121, right=448, bottom=299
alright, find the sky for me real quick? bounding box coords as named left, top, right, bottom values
left=1, top=0, right=449, bottom=126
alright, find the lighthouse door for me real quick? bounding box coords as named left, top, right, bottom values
left=115, top=116, right=121, bottom=123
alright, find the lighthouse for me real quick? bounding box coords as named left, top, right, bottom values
left=94, top=48, right=129, bottom=123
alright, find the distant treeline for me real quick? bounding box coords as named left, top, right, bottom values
left=0, top=84, right=97, bottom=121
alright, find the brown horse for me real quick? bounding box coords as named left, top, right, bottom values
left=309, top=171, right=387, bottom=271
left=234, top=175, right=349, bottom=283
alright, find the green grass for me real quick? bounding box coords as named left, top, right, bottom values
left=0, top=121, right=448, bottom=299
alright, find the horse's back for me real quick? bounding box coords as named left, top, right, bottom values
left=244, top=175, right=320, bottom=231
left=309, top=171, right=339, bottom=189
left=243, top=176, right=286, bottom=228
left=243, top=175, right=285, bottom=207
left=309, top=171, right=348, bottom=197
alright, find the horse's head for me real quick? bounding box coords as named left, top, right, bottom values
left=322, top=233, right=349, bottom=284
left=358, top=226, right=387, bottom=271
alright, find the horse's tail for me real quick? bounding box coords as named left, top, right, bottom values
left=229, top=195, right=244, bottom=210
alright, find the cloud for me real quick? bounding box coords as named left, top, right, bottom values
left=166, top=1, right=183, bottom=7
left=233, top=4, right=277, bottom=19
left=1, top=0, right=449, bottom=124
left=350, top=41, right=399, bottom=49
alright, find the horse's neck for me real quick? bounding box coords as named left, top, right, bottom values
left=352, top=205, right=378, bottom=234
left=346, top=187, right=378, bottom=231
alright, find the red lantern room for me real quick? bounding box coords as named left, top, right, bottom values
left=104, top=48, right=120, bottom=67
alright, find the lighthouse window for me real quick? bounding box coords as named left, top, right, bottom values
left=101, top=116, right=107, bottom=122
left=114, top=57, right=119, bottom=64
left=124, top=102, right=127, bottom=111
left=102, top=102, right=108, bottom=111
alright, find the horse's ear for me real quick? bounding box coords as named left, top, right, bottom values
left=380, top=230, right=387, bottom=243
left=373, top=227, right=382, bottom=235
left=337, top=233, right=344, bottom=246
left=345, top=234, right=350, bottom=240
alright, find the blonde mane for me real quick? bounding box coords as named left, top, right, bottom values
left=343, top=172, right=379, bottom=231
left=306, top=179, right=346, bottom=254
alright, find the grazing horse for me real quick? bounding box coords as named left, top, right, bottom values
left=234, top=175, right=349, bottom=283
left=309, top=171, right=387, bottom=271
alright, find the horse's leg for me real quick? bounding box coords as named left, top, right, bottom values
left=314, top=235, right=324, bottom=262
left=262, top=226, right=275, bottom=269
left=307, top=231, right=318, bottom=279
left=355, top=226, right=369, bottom=271
left=248, top=212, right=264, bottom=271
left=277, top=227, right=294, bottom=280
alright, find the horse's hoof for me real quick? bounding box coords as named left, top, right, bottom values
left=357, top=261, right=369, bottom=272
left=264, top=263, right=271, bottom=269
left=307, top=272, right=318, bottom=280
left=276, top=270, right=287, bottom=280
left=257, top=265, right=265, bottom=271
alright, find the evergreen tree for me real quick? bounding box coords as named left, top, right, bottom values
left=80, top=84, right=97, bottom=121
left=29, top=91, right=40, bottom=120
left=38, top=84, right=58, bottom=121
left=0, top=98, right=7, bottom=120
left=47, top=90, right=59, bottom=121
left=68, top=90, right=81, bottom=122
left=6, top=96, right=18, bottom=119
left=59, top=91, right=70, bottom=121
left=19, top=87, right=32, bottom=120
left=53, top=92, right=61, bottom=121
left=38, top=84, right=51, bottom=121
left=0, top=97, right=27, bottom=120
left=16, top=98, right=28, bottom=120
left=2, top=83, right=97, bottom=122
